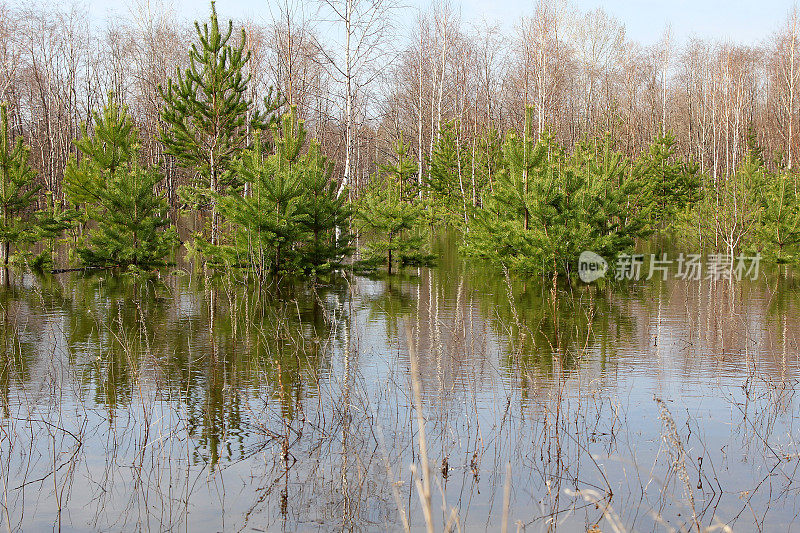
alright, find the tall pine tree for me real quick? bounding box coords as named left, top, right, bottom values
left=66, top=94, right=177, bottom=269
left=0, top=103, right=38, bottom=266
left=159, top=2, right=269, bottom=249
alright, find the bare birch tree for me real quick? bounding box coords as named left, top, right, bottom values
left=316, top=0, right=397, bottom=195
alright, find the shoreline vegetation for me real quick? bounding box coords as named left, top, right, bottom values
left=0, top=2, right=800, bottom=282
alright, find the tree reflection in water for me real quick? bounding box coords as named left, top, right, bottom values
left=0, top=243, right=798, bottom=531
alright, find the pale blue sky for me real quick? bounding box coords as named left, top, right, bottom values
left=87, top=0, right=796, bottom=46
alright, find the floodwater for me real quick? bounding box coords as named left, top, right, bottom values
left=1, top=236, right=799, bottom=532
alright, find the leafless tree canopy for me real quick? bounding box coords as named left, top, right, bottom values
left=2, top=0, right=800, bottom=203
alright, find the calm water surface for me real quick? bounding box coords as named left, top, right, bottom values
left=1, top=238, right=799, bottom=531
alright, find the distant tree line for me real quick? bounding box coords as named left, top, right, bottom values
left=4, top=0, right=800, bottom=201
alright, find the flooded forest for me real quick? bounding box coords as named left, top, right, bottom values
left=0, top=0, right=800, bottom=531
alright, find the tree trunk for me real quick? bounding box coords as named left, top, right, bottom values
left=340, top=0, right=353, bottom=197
left=210, top=163, right=219, bottom=247
left=417, top=28, right=424, bottom=195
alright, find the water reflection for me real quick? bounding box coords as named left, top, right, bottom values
left=0, top=241, right=798, bottom=531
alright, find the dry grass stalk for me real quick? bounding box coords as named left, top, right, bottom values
left=405, top=320, right=435, bottom=533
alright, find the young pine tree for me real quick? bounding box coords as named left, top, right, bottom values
left=732, top=128, right=800, bottom=263
left=632, top=132, right=700, bottom=231
left=467, top=109, right=651, bottom=278
left=380, top=139, right=418, bottom=203
left=65, top=94, right=177, bottom=269
left=0, top=103, right=38, bottom=266
left=296, top=141, right=353, bottom=274
left=160, top=2, right=269, bottom=249
left=699, top=150, right=764, bottom=259
left=465, top=108, right=552, bottom=273
left=29, top=191, right=74, bottom=272
left=572, top=137, right=652, bottom=260
left=356, top=183, right=432, bottom=274
left=65, top=95, right=137, bottom=211
left=755, top=168, right=800, bottom=263
left=217, top=109, right=309, bottom=277
left=427, top=123, right=471, bottom=224
left=356, top=141, right=433, bottom=274
left=484, top=135, right=592, bottom=276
